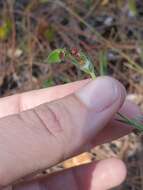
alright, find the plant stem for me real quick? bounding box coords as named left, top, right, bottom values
left=90, top=72, right=96, bottom=79
left=56, top=0, right=143, bottom=75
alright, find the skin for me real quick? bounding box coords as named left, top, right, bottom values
left=0, top=77, right=141, bottom=190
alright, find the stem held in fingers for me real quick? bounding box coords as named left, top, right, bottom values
left=48, top=48, right=143, bottom=134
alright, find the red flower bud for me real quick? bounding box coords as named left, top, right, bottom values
left=71, top=48, right=78, bottom=56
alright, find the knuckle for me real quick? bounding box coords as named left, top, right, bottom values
left=34, top=101, right=75, bottom=159
left=47, top=97, right=87, bottom=156
left=33, top=102, right=65, bottom=136
left=33, top=95, right=88, bottom=159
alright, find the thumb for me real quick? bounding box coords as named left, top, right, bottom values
left=0, top=77, right=126, bottom=187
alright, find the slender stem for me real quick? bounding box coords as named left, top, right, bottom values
left=56, top=0, right=143, bottom=75
left=90, top=72, right=96, bottom=79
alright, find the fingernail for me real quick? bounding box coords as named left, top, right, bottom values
left=76, top=77, right=125, bottom=112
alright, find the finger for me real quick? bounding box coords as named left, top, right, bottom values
left=13, top=158, right=126, bottom=190
left=93, top=100, right=141, bottom=145
left=0, top=80, right=90, bottom=117
left=0, top=77, right=126, bottom=186
left=0, top=78, right=140, bottom=144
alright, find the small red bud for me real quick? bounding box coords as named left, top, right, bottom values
left=71, top=48, right=78, bottom=56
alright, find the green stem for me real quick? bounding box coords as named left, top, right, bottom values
left=90, top=72, right=96, bottom=79
left=56, top=0, right=143, bottom=75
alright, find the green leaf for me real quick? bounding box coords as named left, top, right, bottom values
left=68, top=51, right=96, bottom=79
left=44, top=26, right=55, bottom=42
left=99, top=51, right=108, bottom=76
left=128, top=0, right=138, bottom=16
left=80, top=55, right=95, bottom=75
left=117, top=112, right=143, bottom=132
left=0, top=19, right=12, bottom=40
left=47, top=49, right=65, bottom=64
left=43, top=78, right=54, bottom=88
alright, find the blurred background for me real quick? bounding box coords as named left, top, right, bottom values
left=0, top=0, right=143, bottom=189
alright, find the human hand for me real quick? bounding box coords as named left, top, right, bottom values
left=0, top=77, right=140, bottom=190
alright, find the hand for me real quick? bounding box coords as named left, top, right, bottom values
left=0, top=77, right=140, bottom=190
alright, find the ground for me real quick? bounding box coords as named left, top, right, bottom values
left=0, top=0, right=143, bottom=189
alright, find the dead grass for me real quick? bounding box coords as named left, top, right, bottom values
left=0, top=0, right=143, bottom=189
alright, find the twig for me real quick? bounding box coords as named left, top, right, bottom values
left=54, top=0, right=143, bottom=75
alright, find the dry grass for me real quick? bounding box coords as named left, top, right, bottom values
left=0, top=0, right=143, bottom=189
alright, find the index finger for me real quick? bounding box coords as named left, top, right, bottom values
left=0, top=77, right=140, bottom=187
left=0, top=79, right=140, bottom=145
left=0, top=80, right=90, bottom=118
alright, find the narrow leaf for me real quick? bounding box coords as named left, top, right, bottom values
left=99, top=51, right=108, bottom=76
